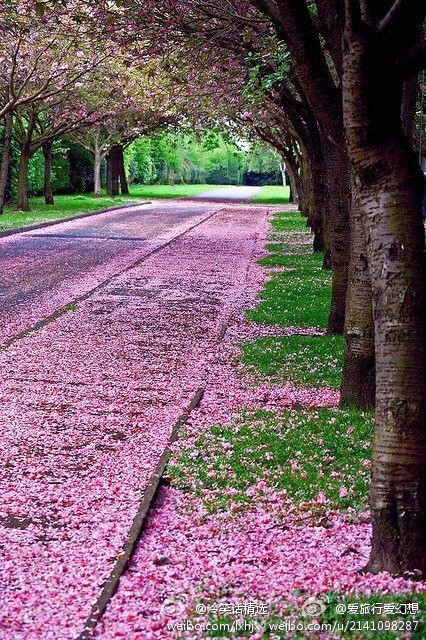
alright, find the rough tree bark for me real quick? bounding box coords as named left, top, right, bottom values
left=42, top=140, right=54, bottom=205
left=343, top=0, right=426, bottom=574
left=0, top=112, right=13, bottom=214
left=106, top=145, right=120, bottom=197
left=16, top=145, right=32, bottom=211
left=305, top=149, right=327, bottom=255
left=340, top=179, right=375, bottom=408
left=118, top=145, right=129, bottom=195
left=322, top=136, right=351, bottom=334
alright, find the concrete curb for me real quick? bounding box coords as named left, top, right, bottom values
left=76, top=388, right=205, bottom=640
left=0, top=201, right=152, bottom=239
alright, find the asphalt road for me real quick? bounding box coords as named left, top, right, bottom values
left=193, top=186, right=261, bottom=201
left=0, top=188, right=260, bottom=345
left=0, top=200, right=267, bottom=640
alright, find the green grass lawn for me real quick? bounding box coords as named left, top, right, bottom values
left=241, top=334, right=344, bottom=389
left=0, top=193, right=139, bottom=232
left=253, top=185, right=290, bottom=204
left=243, top=210, right=345, bottom=388
left=247, top=251, right=332, bottom=328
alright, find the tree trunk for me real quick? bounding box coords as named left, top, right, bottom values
left=307, top=151, right=326, bottom=254
left=322, top=136, right=351, bottom=334
left=16, top=146, right=32, bottom=211
left=340, top=179, right=375, bottom=408
left=363, top=148, right=425, bottom=575
left=401, top=75, right=417, bottom=143
left=344, top=3, right=426, bottom=576
left=42, top=140, right=54, bottom=205
left=279, top=161, right=287, bottom=186
left=106, top=145, right=120, bottom=196
left=0, top=112, right=13, bottom=214
left=94, top=142, right=102, bottom=197
left=118, top=145, right=129, bottom=195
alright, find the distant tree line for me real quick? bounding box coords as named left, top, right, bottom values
left=0, top=128, right=283, bottom=202
left=125, top=130, right=283, bottom=186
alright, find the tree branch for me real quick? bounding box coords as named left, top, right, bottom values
left=378, top=0, right=404, bottom=31
left=396, top=40, right=426, bottom=78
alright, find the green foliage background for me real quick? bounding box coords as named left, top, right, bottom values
left=125, top=130, right=282, bottom=186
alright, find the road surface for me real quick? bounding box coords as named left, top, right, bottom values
left=0, top=194, right=269, bottom=639
left=0, top=187, right=260, bottom=346
left=193, top=186, right=261, bottom=200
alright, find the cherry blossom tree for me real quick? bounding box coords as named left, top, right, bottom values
left=118, top=0, right=426, bottom=575
left=0, top=1, right=109, bottom=117
left=0, top=0, right=114, bottom=209
left=73, top=64, right=178, bottom=196
left=12, top=95, right=99, bottom=209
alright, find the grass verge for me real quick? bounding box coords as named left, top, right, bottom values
left=169, top=408, right=373, bottom=514
left=253, top=185, right=290, bottom=204
left=0, top=193, right=138, bottom=232
left=247, top=251, right=332, bottom=328
left=241, top=334, right=344, bottom=388
left=244, top=211, right=344, bottom=385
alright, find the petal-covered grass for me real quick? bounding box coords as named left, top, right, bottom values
left=241, top=334, right=344, bottom=388
left=169, top=407, right=373, bottom=513
left=247, top=212, right=330, bottom=329
left=94, top=208, right=426, bottom=640
left=246, top=257, right=331, bottom=328
left=244, top=211, right=341, bottom=392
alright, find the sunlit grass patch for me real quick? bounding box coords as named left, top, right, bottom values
left=271, top=211, right=308, bottom=231
left=247, top=257, right=331, bottom=328
left=170, top=408, right=373, bottom=513
left=0, top=193, right=138, bottom=232
left=250, top=216, right=331, bottom=328
left=241, top=334, right=344, bottom=389
left=252, top=185, right=290, bottom=204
